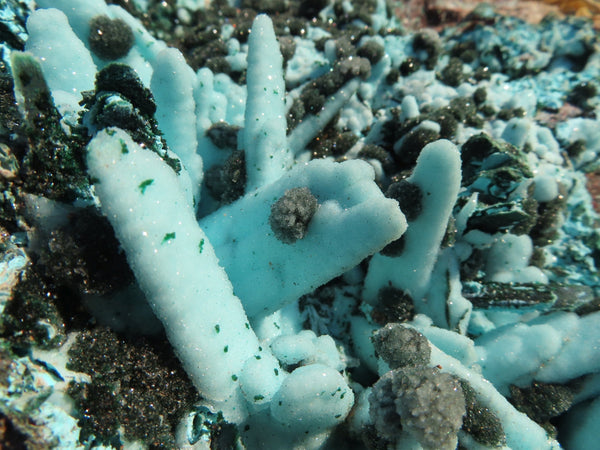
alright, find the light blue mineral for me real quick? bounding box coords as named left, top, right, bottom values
left=4, top=0, right=600, bottom=449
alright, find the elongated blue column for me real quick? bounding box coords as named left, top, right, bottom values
left=87, top=128, right=276, bottom=421
left=243, top=15, right=292, bottom=191
left=363, top=139, right=462, bottom=306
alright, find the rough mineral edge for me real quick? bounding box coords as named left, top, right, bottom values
left=194, top=68, right=225, bottom=133
left=424, top=247, right=473, bottom=333
left=357, top=36, right=390, bottom=102
left=243, top=14, right=292, bottom=191
left=410, top=314, right=479, bottom=369
left=475, top=310, right=600, bottom=393
left=34, top=0, right=107, bottom=45
left=176, top=0, right=212, bottom=10
left=199, top=158, right=407, bottom=318
left=34, top=0, right=164, bottom=86
left=241, top=364, right=355, bottom=449
left=0, top=245, right=28, bottom=315
left=363, top=139, right=462, bottom=304
left=194, top=68, right=247, bottom=171
left=1, top=335, right=92, bottom=449
left=24, top=8, right=97, bottom=115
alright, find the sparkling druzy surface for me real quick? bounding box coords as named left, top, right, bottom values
left=0, top=0, right=599, bottom=448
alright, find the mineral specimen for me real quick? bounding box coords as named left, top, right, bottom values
left=1, top=0, right=599, bottom=448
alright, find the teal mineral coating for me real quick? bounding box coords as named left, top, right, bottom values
left=2, top=0, right=600, bottom=448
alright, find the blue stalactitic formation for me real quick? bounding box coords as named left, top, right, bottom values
left=1, top=0, right=600, bottom=448
left=243, top=14, right=292, bottom=191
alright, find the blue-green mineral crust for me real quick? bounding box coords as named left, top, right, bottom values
left=1, top=0, right=600, bottom=449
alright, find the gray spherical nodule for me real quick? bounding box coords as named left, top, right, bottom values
left=269, top=187, right=319, bottom=244
left=372, top=323, right=430, bottom=369
left=369, top=366, right=465, bottom=450
left=89, top=15, right=135, bottom=60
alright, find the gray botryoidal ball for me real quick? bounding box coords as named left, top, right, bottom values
left=369, top=366, right=465, bottom=449
left=372, top=323, right=430, bottom=369
left=269, top=187, right=319, bottom=244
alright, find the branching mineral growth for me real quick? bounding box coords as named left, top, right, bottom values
left=200, top=158, right=407, bottom=318
left=87, top=127, right=357, bottom=444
